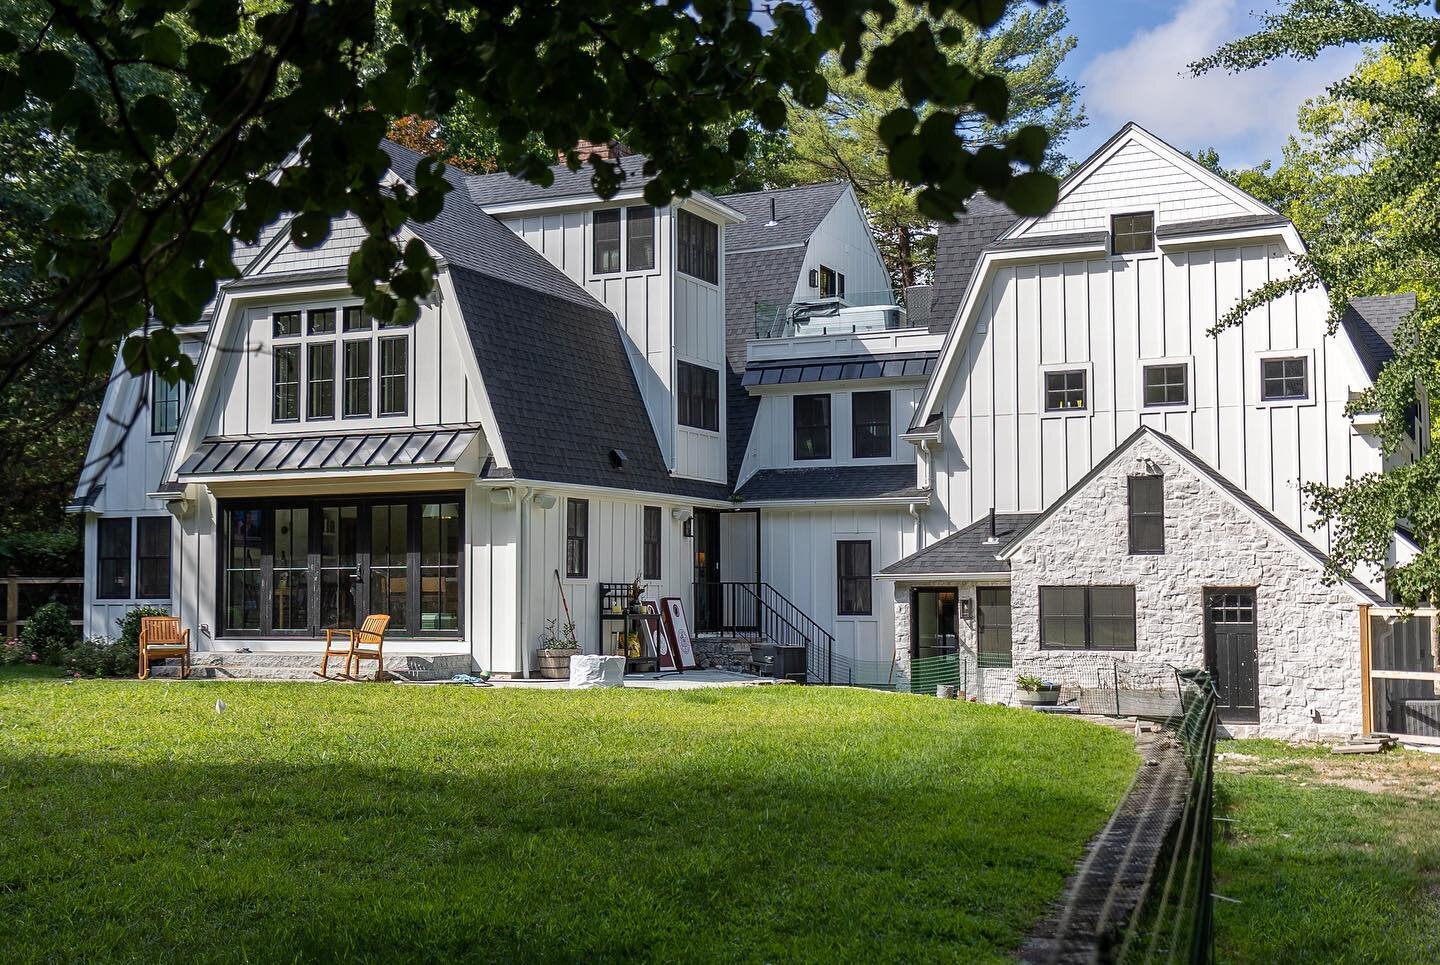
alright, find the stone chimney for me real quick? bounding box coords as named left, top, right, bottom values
left=562, top=139, right=634, bottom=163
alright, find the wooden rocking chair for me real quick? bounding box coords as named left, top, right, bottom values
left=138, top=616, right=191, bottom=680
left=318, top=614, right=391, bottom=680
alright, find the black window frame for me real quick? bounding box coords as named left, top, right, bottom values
left=136, top=516, right=172, bottom=599
left=307, top=308, right=336, bottom=335
left=851, top=390, right=891, bottom=459
left=1039, top=585, right=1136, bottom=651
left=593, top=208, right=622, bottom=275
left=677, top=210, right=719, bottom=284
left=837, top=540, right=873, bottom=616
left=1260, top=356, right=1308, bottom=401
left=307, top=341, right=336, bottom=420
left=151, top=372, right=181, bottom=436
left=819, top=265, right=846, bottom=299
left=272, top=311, right=301, bottom=337
left=378, top=334, right=408, bottom=417
left=642, top=505, right=662, bottom=581
left=1128, top=475, right=1165, bottom=555
left=565, top=498, right=590, bottom=579
left=676, top=360, right=720, bottom=432
left=1044, top=369, right=1087, bottom=413
left=793, top=394, right=832, bottom=460
left=1142, top=363, right=1189, bottom=408
left=342, top=306, right=371, bottom=332
left=627, top=206, right=656, bottom=271
left=273, top=344, right=300, bottom=422
left=343, top=339, right=371, bottom=417
left=96, top=517, right=132, bottom=600
left=1111, top=212, right=1155, bottom=255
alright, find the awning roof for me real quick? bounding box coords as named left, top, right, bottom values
left=176, top=425, right=482, bottom=479
left=741, top=353, right=937, bottom=388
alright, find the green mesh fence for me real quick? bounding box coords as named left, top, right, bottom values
left=825, top=653, right=968, bottom=693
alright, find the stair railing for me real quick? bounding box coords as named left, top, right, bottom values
left=693, top=581, right=836, bottom=683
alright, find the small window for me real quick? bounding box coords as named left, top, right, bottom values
left=273, top=345, right=300, bottom=422
left=1040, top=585, right=1137, bottom=651
left=677, top=210, right=719, bottom=284
left=819, top=265, right=846, bottom=299
left=1128, top=476, right=1164, bottom=555
left=343, top=341, right=371, bottom=417
left=1143, top=364, right=1188, bottom=407
left=676, top=361, right=719, bottom=432
left=152, top=372, right=180, bottom=436
left=307, top=308, right=336, bottom=335
left=136, top=516, right=171, bottom=599
left=627, top=206, right=656, bottom=271
left=593, top=209, right=622, bottom=275
left=96, top=517, right=132, bottom=600
left=851, top=390, right=891, bottom=458
left=1111, top=212, right=1154, bottom=255
left=643, top=506, right=662, bottom=581
left=794, top=394, right=831, bottom=460
left=837, top=540, right=872, bottom=616
left=342, top=306, right=370, bottom=332
left=1044, top=369, right=1087, bottom=412
left=307, top=342, right=335, bottom=420
left=1261, top=357, right=1308, bottom=401
left=565, top=498, right=589, bottom=579
left=378, top=335, right=408, bottom=416
left=273, top=311, right=301, bottom=337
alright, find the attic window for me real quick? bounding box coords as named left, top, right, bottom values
left=1111, top=212, right=1154, bottom=255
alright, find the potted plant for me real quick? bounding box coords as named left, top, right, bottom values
left=1015, top=673, right=1062, bottom=706
left=536, top=617, right=580, bottom=679
left=627, top=574, right=647, bottom=614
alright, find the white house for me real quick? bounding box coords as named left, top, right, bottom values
left=71, top=125, right=1422, bottom=737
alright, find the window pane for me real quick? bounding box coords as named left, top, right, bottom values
left=273, top=311, right=300, bottom=337
left=273, top=345, right=300, bottom=421
left=96, top=517, right=132, bottom=599
left=1111, top=212, right=1154, bottom=254
left=852, top=390, right=891, bottom=458
left=977, top=587, right=1012, bottom=669
left=565, top=499, right=589, bottom=579
left=225, top=509, right=262, bottom=630
left=677, top=361, right=719, bottom=431
left=342, top=306, right=370, bottom=332
left=837, top=541, right=872, bottom=616
left=1143, top=364, right=1187, bottom=407
left=308, top=308, right=335, bottom=335
left=371, top=504, right=409, bottom=631
left=378, top=335, right=408, bottom=416
left=677, top=211, right=718, bottom=283
left=151, top=372, right=181, bottom=435
left=794, top=394, right=831, bottom=460
left=643, top=505, right=662, bottom=581
left=593, top=209, right=622, bottom=274
left=307, top=342, right=335, bottom=419
left=1090, top=586, right=1136, bottom=650
left=627, top=206, right=655, bottom=271
left=136, top=517, right=171, bottom=599
left=1044, top=370, right=1086, bottom=412
left=1261, top=357, right=1308, bottom=400
left=343, top=340, right=371, bottom=416
left=420, top=502, right=461, bottom=631
left=1039, top=586, right=1086, bottom=649
left=319, top=505, right=359, bottom=629
left=271, top=508, right=309, bottom=631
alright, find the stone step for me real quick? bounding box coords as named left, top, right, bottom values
left=148, top=651, right=473, bottom=682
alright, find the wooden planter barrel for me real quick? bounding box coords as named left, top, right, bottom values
left=536, top=649, right=579, bottom=679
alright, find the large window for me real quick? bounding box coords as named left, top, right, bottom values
left=1044, top=370, right=1087, bottom=412
left=852, top=390, right=891, bottom=458
left=593, top=206, right=656, bottom=274
left=1142, top=363, right=1188, bottom=407
left=378, top=335, right=408, bottom=416
left=1128, top=475, right=1165, bottom=555
left=837, top=540, right=872, bottom=616
left=96, top=517, right=132, bottom=600
left=152, top=373, right=180, bottom=435
left=1039, top=585, right=1136, bottom=650
left=1261, top=356, right=1308, bottom=401
left=307, top=342, right=335, bottom=419
left=136, top=517, right=171, bottom=599
left=676, top=360, right=720, bottom=432
left=566, top=498, right=589, bottom=579
left=219, top=496, right=463, bottom=637
left=794, top=394, right=831, bottom=460
left=627, top=206, right=656, bottom=271
left=643, top=505, right=662, bottom=581
left=344, top=340, right=371, bottom=417
left=1111, top=212, right=1154, bottom=255
left=677, top=210, right=718, bottom=283
left=273, top=345, right=300, bottom=422
left=593, top=209, right=622, bottom=274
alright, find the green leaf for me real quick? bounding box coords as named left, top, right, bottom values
left=143, top=25, right=184, bottom=67
left=290, top=212, right=331, bottom=250
left=1010, top=125, right=1050, bottom=168
left=19, top=50, right=74, bottom=101
left=1004, top=171, right=1059, bottom=217
left=0, top=70, right=23, bottom=113
left=971, top=74, right=1009, bottom=124
left=133, top=95, right=177, bottom=141
left=0, top=29, right=18, bottom=54
left=877, top=108, right=917, bottom=146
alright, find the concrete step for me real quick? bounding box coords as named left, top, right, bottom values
left=148, top=651, right=474, bottom=682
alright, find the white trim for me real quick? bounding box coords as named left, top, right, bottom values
left=876, top=571, right=1009, bottom=583
left=1136, top=355, right=1197, bottom=416
left=740, top=495, right=929, bottom=509
left=727, top=241, right=808, bottom=255
left=1158, top=224, right=1290, bottom=252
left=1104, top=203, right=1159, bottom=262
left=1038, top=361, right=1094, bottom=420
left=1250, top=347, right=1318, bottom=410
left=482, top=188, right=745, bottom=226
left=473, top=476, right=734, bottom=511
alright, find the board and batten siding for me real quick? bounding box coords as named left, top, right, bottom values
left=930, top=242, right=1378, bottom=554
left=743, top=384, right=923, bottom=474
left=672, top=229, right=727, bottom=483
left=792, top=190, right=891, bottom=302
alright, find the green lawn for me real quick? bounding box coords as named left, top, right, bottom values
left=0, top=671, right=1136, bottom=963
left=1214, top=739, right=1440, bottom=963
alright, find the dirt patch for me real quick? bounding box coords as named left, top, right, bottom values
left=1218, top=745, right=1440, bottom=800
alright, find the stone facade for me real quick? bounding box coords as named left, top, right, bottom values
left=892, top=435, right=1368, bottom=739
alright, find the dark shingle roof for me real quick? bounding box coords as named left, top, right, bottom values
left=735, top=465, right=925, bottom=502
left=879, top=512, right=1039, bottom=576
left=721, top=181, right=849, bottom=251
left=1340, top=293, right=1416, bottom=381
left=1155, top=214, right=1288, bottom=238
left=742, top=353, right=937, bottom=387
left=987, top=230, right=1108, bottom=251
left=928, top=196, right=1016, bottom=333
left=465, top=153, right=656, bottom=207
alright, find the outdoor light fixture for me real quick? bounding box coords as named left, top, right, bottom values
left=683, top=519, right=694, bottom=538
left=532, top=492, right=557, bottom=511
left=960, top=598, right=973, bottom=621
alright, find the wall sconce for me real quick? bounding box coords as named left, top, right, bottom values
left=959, top=598, right=973, bottom=621
left=683, top=518, right=694, bottom=538
left=671, top=507, right=693, bottom=523
left=532, top=492, right=557, bottom=511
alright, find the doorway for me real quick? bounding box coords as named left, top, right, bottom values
left=692, top=508, right=722, bottom=633
left=911, top=588, right=959, bottom=659
left=1205, top=588, right=1260, bottom=723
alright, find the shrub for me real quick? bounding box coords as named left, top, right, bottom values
left=18, top=602, right=79, bottom=663
left=0, top=636, right=29, bottom=665
left=113, top=606, right=169, bottom=678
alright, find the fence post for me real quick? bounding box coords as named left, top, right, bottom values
left=4, top=578, right=16, bottom=641
left=1112, top=659, right=1121, bottom=717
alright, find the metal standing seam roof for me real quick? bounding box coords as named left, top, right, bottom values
left=741, top=353, right=938, bottom=388
left=176, top=426, right=482, bottom=478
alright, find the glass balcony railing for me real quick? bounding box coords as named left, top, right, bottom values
left=754, top=289, right=922, bottom=339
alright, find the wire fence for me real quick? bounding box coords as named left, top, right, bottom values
left=825, top=652, right=968, bottom=694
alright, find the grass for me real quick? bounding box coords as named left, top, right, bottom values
left=1214, top=739, right=1440, bottom=963
left=0, top=675, right=1136, bottom=963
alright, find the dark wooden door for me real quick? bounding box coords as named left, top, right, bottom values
left=692, top=509, right=721, bottom=633
left=1205, top=589, right=1259, bottom=723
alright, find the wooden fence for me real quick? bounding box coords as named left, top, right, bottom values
left=2, top=576, right=84, bottom=640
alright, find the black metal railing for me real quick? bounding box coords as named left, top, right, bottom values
left=693, top=581, right=836, bottom=683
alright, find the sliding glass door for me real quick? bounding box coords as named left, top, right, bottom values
left=218, top=494, right=463, bottom=638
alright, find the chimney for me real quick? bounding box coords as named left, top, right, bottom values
left=561, top=139, right=634, bottom=164
left=765, top=197, right=778, bottom=227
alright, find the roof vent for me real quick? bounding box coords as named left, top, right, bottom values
left=765, top=197, right=778, bottom=227
left=609, top=448, right=627, bottom=470
left=983, top=507, right=1000, bottom=545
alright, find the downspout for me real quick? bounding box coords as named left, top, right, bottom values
left=517, top=487, right=533, bottom=679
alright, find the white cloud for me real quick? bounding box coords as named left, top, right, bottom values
left=1078, top=0, right=1359, bottom=166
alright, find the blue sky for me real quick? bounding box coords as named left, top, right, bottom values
left=1056, top=0, right=1363, bottom=168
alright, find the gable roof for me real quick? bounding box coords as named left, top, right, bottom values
left=878, top=512, right=1039, bottom=577
left=998, top=426, right=1384, bottom=605
left=721, top=181, right=850, bottom=251
left=466, top=153, right=656, bottom=207
left=927, top=195, right=1016, bottom=333
left=1340, top=293, right=1417, bottom=381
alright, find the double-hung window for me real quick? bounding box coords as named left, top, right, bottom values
left=1039, top=585, right=1136, bottom=650
left=344, top=340, right=371, bottom=417
left=794, top=394, right=831, bottom=460
left=566, top=499, right=589, bottom=579
left=593, top=209, right=622, bottom=274
left=837, top=541, right=872, bottom=616
left=307, top=342, right=335, bottom=419
left=851, top=390, right=891, bottom=458
left=151, top=373, right=180, bottom=435
left=677, top=210, right=718, bottom=283
left=1261, top=357, right=1308, bottom=401
left=627, top=206, right=656, bottom=270
left=378, top=335, right=408, bottom=416
left=1128, top=476, right=1165, bottom=554
left=136, top=517, right=171, bottom=599
left=97, top=517, right=132, bottom=600
left=643, top=506, right=662, bottom=581
left=273, top=345, right=300, bottom=422
left=677, top=361, right=719, bottom=431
